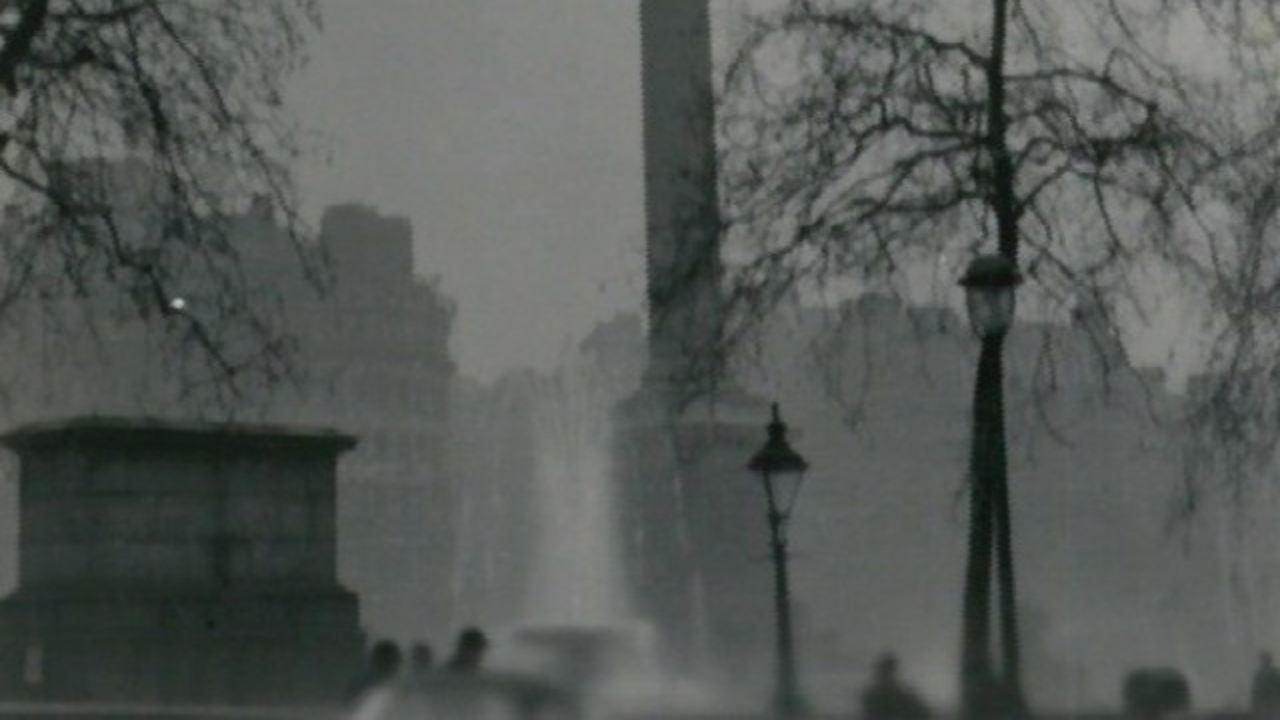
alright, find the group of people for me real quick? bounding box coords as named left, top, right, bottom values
left=859, top=650, right=1280, bottom=720
left=346, top=627, right=490, bottom=719
left=343, top=639, right=1280, bottom=720
left=344, top=628, right=580, bottom=720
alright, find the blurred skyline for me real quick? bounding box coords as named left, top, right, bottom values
left=287, top=0, right=1201, bottom=385
left=290, top=0, right=649, bottom=382
left=288, top=1, right=795, bottom=383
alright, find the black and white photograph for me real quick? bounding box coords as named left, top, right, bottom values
left=0, top=2, right=1274, bottom=720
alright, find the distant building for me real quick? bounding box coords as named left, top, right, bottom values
left=449, top=370, right=540, bottom=626
left=302, top=204, right=458, bottom=647
left=0, top=417, right=362, bottom=705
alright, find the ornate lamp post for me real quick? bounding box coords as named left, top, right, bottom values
left=958, top=254, right=1027, bottom=720
left=749, top=402, right=810, bottom=718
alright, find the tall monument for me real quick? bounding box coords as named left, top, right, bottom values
left=639, top=0, right=724, bottom=391
left=616, top=0, right=772, bottom=687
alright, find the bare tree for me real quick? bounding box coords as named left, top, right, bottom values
left=0, top=0, right=322, bottom=411
left=1163, top=3, right=1280, bottom=509
left=711, top=0, right=1280, bottom=714
left=717, top=0, right=1247, bottom=344
left=713, top=0, right=1280, bottom=474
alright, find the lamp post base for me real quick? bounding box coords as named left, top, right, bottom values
left=772, top=690, right=811, bottom=718
left=963, top=676, right=1029, bottom=720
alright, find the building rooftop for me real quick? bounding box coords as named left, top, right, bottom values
left=0, top=416, right=357, bottom=453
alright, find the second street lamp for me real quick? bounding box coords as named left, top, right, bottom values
left=958, top=254, right=1027, bottom=720
left=749, top=402, right=809, bottom=718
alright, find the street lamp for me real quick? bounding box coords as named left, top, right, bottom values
left=749, top=402, right=809, bottom=718
left=957, top=254, right=1027, bottom=720
left=960, top=255, right=1019, bottom=339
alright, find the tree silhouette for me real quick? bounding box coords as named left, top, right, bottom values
left=710, top=0, right=1280, bottom=513
left=0, top=0, right=322, bottom=407
left=710, top=0, right=1280, bottom=714
left=716, top=0, right=1263, bottom=352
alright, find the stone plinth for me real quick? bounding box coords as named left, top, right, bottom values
left=0, top=417, right=364, bottom=705
left=613, top=383, right=773, bottom=681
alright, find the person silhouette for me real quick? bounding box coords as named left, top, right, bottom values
left=446, top=627, right=489, bottom=674
left=861, top=653, right=931, bottom=720
left=410, top=642, right=434, bottom=677
left=1253, top=652, right=1280, bottom=719
left=1123, top=667, right=1190, bottom=720
left=346, top=640, right=404, bottom=719
left=428, top=628, right=494, bottom=720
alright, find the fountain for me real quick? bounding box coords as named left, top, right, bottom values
left=517, top=354, right=642, bottom=696
left=486, top=0, right=757, bottom=709
left=510, top=350, right=728, bottom=716
left=525, top=357, right=629, bottom=625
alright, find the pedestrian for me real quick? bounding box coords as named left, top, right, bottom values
left=861, top=653, right=931, bottom=720
left=1123, top=667, right=1190, bottom=720
left=1253, top=652, right=1280, bottom=720
left=446, top=627, right=489, bottom=674
left=429, top=627, right=495, bottom=720
left=346, top=640, right=403, bottom=720
left=410, top=642, right=435, bottom=678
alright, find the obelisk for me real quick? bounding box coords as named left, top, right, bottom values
left=639, top=0, right=723, bottom=391
left=615, top=0, right=770, bottom=683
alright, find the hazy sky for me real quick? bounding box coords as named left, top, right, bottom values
left=291, top=0, right=654, bottom=382
left=286, top=1, right=1199, bottom=384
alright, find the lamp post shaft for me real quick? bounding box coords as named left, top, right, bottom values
left=960, top=336, right=999, bottom=720
left=960, top=334, right=1026, bottom=720
left=989, top=341, right=1025, bottom=717
left=769, top=506, right=800, bottom=717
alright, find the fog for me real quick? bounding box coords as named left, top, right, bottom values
left=0, top=1, right=1271, bottom=718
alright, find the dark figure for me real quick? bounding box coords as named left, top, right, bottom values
left=1123, top=667, right=1191, bottom=720
left=346, top=640, right=403, bottom=705
left=861, top=653, right=931, bottom=720
left=410, top=643, right=434, bottom=677
left=446, top=627, right=490, bottom=674
left=1253, top=653, right=1280, bottom=719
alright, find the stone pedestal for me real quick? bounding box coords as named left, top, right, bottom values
left=0, top=586, right=361, bottom=704
left=613, top=383, right=772, bottom=681
left=0, top=417, right=365, bottom=705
